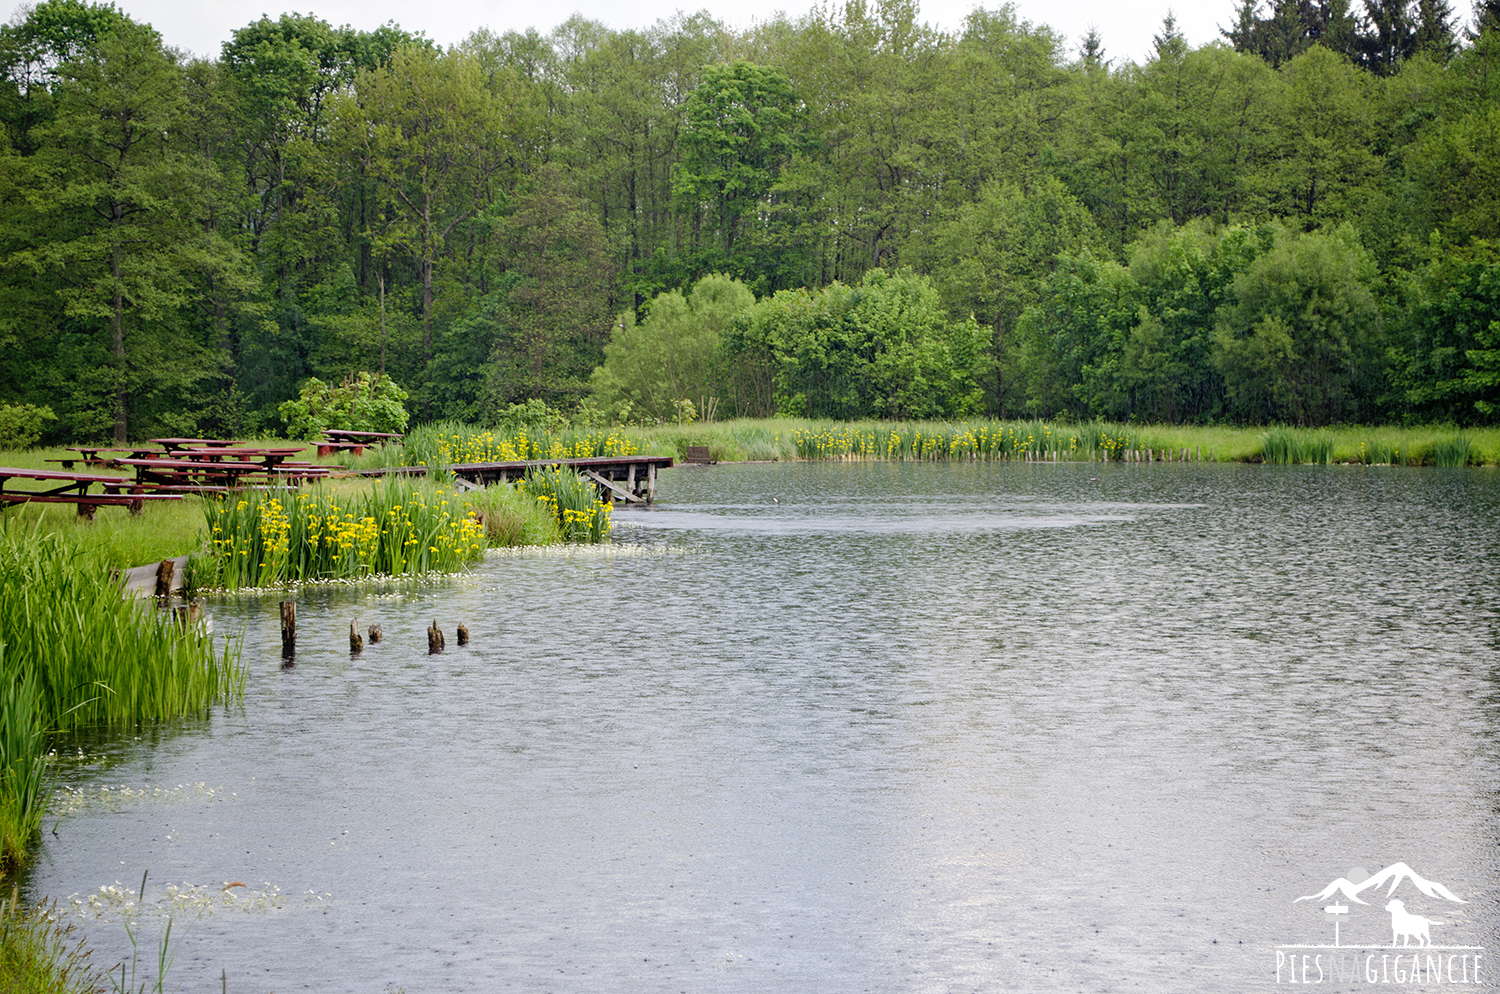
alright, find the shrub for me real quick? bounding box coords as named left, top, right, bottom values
left=0, top=404, right=57, bottom=450
left=278, top=372, right=409, bottom=441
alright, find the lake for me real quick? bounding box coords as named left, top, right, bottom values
left=23, top=460, right=1500, bottom=992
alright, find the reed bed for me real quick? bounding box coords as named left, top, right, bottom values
left=1259, top=428, right=1336, bottom=464
left=783, top=420, right=1155, bottom=462
left=199, top=480, right=486, bottom=590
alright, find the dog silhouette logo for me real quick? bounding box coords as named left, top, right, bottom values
left=1384, top=899, right=1442, bottom=948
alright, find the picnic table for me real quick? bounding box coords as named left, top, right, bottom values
left=148, top=438, right=247, bottom=452
left=117, top=457, right=332, bottom=490
left=318, top=429, right=403, bottom=457
left=167, top=446, right=311, bottom=468
left=0, top=467, right=183, bottom=519
left=55, top=446, right=160, bottom=469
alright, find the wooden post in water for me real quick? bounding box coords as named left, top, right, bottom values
left=173, top=600, right=201, bottom=629
left=350, top=619, right=363, bottom=654
left=428, top=620, right=444, bottom=654
left=155, top=559, right=174, bottom=600
left=280, top=602, right=296, bottom=657
left=368, top=623, right=382, bottom=644
left=456, top=623, right=469, bottom=646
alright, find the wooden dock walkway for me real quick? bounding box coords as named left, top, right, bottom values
left=450, top=455, right=674, bottom=504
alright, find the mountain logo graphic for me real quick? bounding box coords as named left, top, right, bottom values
left=1274, top=862, right=1484, bottom=985
left=1294, top=862, right=1467, bottom=907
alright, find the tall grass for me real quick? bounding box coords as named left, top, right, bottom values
left=199, top=480, right=486, bottom=590
left=0, top=890, right=103, bottom=993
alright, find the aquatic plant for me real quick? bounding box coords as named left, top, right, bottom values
left=200, top=480, right=485, bottom=590
left=0, top=644, right=47, bottom=868
left=1423, top=434, right=1472, bottom=467
left=518, top=467, right=612, bottom=543
left=782, top=419, right=1153, bottom=462
left=1258, top=428, right=1334, bottom=464
left=0, top=526, right=243, bottom=871
left=0, top=529, right=243, bottom=737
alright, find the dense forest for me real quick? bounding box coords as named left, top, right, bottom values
left=1, top=0, right=1499, bottom=441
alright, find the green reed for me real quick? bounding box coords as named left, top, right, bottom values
left=518, top=467, right=612, bottom=543
left=0, top=644, right=47, bottom=867
left=0, top=526, right=243, bottom=871
left=199, top=480, right=486, bottom=591
left=1258, top=428, right=1335, bottom=464
left=785, top=419, right=1150, bottom=462
left=1423, top=434, right=1472, bottom=467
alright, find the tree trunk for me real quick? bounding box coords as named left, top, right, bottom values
left=112, top=237, right=127, bottom=443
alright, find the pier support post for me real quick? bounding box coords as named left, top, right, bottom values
left=154, top=559, right=174, bottom=600
left=368, top=623, right=382, bottom=644
left=350, top=619, right=363, bottom=654
left=280, top=601, right=296, bottom=657
left=457, top=624, right=469, bottom=646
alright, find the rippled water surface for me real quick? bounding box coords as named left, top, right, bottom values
left=24, top=461, right=1500, bottom=992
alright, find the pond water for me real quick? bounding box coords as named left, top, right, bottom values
left=23, top=461, right=1500, bottom=993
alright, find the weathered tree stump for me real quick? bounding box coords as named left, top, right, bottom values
left=350, top=619, right=363, bottom=654
left=155, top=559, right=175, bottom=600
left=368, top=623, right=382, bottom=644
left=427, top=620, right=444, bottom=654
left=456, top=623, right=469, bottom=646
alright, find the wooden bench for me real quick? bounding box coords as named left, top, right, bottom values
left=682, top=445, right=715, bottom=464
left=0, top=492, right=182, bottom=518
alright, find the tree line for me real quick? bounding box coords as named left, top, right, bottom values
left=1, top=0, right=1498, bottom=441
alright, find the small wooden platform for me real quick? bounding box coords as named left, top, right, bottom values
left=450, top=455, right=675, bottom=504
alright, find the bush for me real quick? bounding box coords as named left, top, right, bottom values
left=278, top=373, right=409, bottom=441
left=0, top=404, right=57, bottom=450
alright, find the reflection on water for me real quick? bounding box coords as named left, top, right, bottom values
left=24, top=461, right=1500, bottom=992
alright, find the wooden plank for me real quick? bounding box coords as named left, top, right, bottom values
left=583, top=470, right=643, bottom=503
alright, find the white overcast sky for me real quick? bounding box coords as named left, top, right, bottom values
left=9, top=0, right=1232, bottom=66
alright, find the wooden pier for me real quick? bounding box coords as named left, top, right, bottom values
left=449, top=455, right=675, bottom=504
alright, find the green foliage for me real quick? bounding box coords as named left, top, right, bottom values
left=0, top=527, right=243, bottom=736
left=3, top=7, right=1500, bottom=434
left=675, top=61, right=806, bottom=265
left=0, top=404, right=56, bottom=449
left=277, top=372, right=409, bottom=440
left=726, top=269, right=988, bottom=421
left=1423, top=432, right=1472, bottom=465
left=0, top=643, right=48, bottom=870
left=591, top=273, right=754, bottom=422
left=1213, top=226, right=1382, bottom=424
